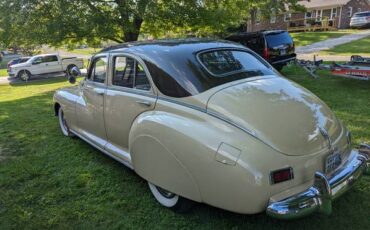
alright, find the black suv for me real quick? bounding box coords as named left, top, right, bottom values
left=226, top=30, right=296, bottom=71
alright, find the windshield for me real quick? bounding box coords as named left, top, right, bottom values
left=354, top=12, right=370, bottom=17
left=265, top=32, right=293, bottom=48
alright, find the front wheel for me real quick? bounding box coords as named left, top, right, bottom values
left=58, top=107, right=74, bottom=137
left=148, top=182, right=194, bottom=213
left=18, top=70, right=31, bottom=81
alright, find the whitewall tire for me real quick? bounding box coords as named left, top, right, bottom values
left=148, top=182, right=194, bottom=213
left=58, top=107, right=74, bottom=137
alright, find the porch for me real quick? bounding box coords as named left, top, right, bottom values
left=287, top=16, right=338, bottom=32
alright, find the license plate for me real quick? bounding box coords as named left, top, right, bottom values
left=280, top=49, right=287, bottom=55
left=325, top=153, right=342, bottom=174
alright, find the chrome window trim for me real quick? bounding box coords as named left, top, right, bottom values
left=87, top=53, right=109, bottom=85
left=108, top=52, right=156, bottom=96
left=196, top=47, right=272, bottom=78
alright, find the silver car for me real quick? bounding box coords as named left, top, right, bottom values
left=350, top=11, right=370, bottom=28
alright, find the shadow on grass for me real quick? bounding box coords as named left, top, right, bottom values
left=8, top=75, right=70, bottom=87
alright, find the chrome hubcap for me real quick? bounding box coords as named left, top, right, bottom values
left=156, top=186, right=176, bottom=199
left=21, top=73, right=28, bottom=80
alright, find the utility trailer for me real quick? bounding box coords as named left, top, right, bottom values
left=296, top=55, right=370, bottom=80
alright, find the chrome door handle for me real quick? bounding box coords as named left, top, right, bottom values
left=136, top=101, right=152, bottom=107
left=94, top=88, right=105, bottom=95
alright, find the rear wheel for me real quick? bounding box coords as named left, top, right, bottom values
left=148, top=182, right=194, bottom=213
left=18, top=70, right=31, bottom=81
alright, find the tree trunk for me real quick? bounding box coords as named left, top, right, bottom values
left=123, top=17, right=143, bottom=42
left=249, top=9, right=257, bottom=32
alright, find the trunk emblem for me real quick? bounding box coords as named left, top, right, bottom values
left=320, top=127, right=333, bottom=151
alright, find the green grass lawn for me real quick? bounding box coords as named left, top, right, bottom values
left=0, top=69, right=369, bottom=229
left=0, top=68, right=8, bottom=77
left=64, top=48, right=101, bottom=56
left=320, top=36, right=370, bottom=56
left=291, top=30, right=355, bottom=47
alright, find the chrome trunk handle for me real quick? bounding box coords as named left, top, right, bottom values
left=136, top=101, right=152, bottom=107
left=94, top=88, right=105, bottom=95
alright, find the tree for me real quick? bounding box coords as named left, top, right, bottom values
left=0, top=0, right=301, bottom=49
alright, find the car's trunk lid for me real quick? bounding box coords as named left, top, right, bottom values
left=206, top=77, right=343, bottom=156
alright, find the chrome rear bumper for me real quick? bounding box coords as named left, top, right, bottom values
left=266, top=149, right=369, bottom=220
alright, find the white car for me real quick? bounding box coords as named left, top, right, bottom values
left=350, top=11, right=370, bottom=28
left=8, top=54, right=84, bottom=81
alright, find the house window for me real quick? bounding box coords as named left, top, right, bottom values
left=270, top=11, right=276, bottom=23
left=305, top=11, right=313, bottom=19
left=357, top=8, right=362, bottom=12
left=284, top=13, right=291, bottom=22
left=348, top=7, right=353, bottom=17
left=331, top=8, right=337, bottom=19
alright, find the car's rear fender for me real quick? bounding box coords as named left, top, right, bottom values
left=128, top=99, right=333, bottom=214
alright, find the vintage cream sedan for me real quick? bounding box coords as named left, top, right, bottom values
left=54, top=40, right=369, bottom=219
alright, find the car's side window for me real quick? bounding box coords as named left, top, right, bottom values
left=113, top=56, right=135, bottom=88
left=43, top=55, right=58, bottom=62
left=135, top=63, right=151, bottom=91
left=33, top=57, right=43, bottom=64
left=112, top=56, right=151, bottom=91
left=89, top=57, right=107, bottom=84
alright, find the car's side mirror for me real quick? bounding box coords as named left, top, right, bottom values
left=68, top=66, right=81, bottom=84
left=32, top=60, right=42, bottom=65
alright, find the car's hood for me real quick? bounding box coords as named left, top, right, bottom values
left=11, top=62, right=31, bottom=68
left=207, top=77, right=343, bottom=156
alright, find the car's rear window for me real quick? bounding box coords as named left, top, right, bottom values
left=198, top=50, right=271, bottom=77
left=354, top=12, right=370, bottom=17
left=265, top=32, right=293, bottom=48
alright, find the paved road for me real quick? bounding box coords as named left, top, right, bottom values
left=296, top=29, right=370, bottom=54
left=297, top=54, right=355, bottom=62
left=0, top=69, right=87, bottom=85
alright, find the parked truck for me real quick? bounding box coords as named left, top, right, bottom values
left=8, top=54, right=84, bottom=81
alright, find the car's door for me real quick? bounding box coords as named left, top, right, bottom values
left=104, top=54, right=157, bottom=162
left=43, top=55, right=63, bottom=73
left=76, top=54, right=108, bottom=148
left=30, top=57, right=46, bottom=75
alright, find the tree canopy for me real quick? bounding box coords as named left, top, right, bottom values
left=0, top=0, right=301, bottom=49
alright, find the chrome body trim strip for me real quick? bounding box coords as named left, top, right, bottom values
left=70, top=129, right=134, bottom=170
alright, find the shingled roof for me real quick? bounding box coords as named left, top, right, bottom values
left=299, top=0, right=351, bottom=9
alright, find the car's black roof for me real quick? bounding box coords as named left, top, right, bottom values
left=95, top=39, right=273, bottom=98
left=99, top=38, right=244, bottom=55
left=226, top=30, right=288, bottom=39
